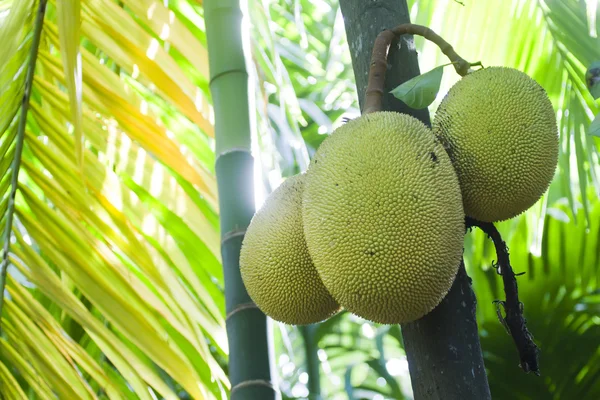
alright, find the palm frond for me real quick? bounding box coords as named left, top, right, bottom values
left=0, top=0, right=227, bottom=397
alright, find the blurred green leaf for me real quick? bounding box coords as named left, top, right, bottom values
left=585, top=61, right=600, bottom=99
left=589, top=112, right=600, bottom=136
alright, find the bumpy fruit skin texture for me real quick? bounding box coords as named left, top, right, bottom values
left=302, top=112, right=465, bottom=324
left=432, top=67, right=559, bottom=222
left=240, top=174, right=339, bottom=325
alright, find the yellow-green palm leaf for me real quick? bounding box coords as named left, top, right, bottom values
left=0, top=0, right=227, bottom=398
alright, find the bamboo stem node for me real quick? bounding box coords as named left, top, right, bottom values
left=226, top=302, right=259, bottom=321
left=216, top=147, right=252, bottom=161
left=230, top=379, right=279, bottom=396
left=221, top=229, right=247, bottom=246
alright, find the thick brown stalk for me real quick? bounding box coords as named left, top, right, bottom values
left=364, top=23, right=472, bottom=114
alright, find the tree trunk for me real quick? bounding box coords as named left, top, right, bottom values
left=338, top=1, right=491, bottom=399
left=205, top=1, right=277, bottom=399
left=402, top=263, right=491, bottom=399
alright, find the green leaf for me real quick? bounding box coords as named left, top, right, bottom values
left=344, top=365, right=355, bottom=399
left=390, top=65, right=445, bottom=109
left=588, top=112, right=600, bottom=136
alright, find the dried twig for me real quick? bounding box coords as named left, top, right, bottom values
left=466, top=217, right=540, bottom=375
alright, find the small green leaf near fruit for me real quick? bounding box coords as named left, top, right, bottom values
left=390, top=65, right=445, bottom=109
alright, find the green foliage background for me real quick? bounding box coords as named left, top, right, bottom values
left=0, top=0, right=598, bottom=399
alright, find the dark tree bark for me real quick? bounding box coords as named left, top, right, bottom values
left=340, top=0, right=430, bottom=122
left=339, top=1, right=491, bottom=399
left=402, top=263, right=491, bottom=399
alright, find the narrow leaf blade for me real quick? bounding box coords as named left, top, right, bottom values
left=56, top=0, right=83, bottom=169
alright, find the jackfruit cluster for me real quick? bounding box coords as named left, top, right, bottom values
left=241, top=112, right=464, bottom=325
left=239, top=67, right=558, bottom=326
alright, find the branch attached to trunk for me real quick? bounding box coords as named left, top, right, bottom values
left=466, top=217, right=540, bottom=375
left=364, top=23, right=474, bottom=114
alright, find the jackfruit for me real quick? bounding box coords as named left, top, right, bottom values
left=432, top=67, right=559, bottom=222
left=302, top=111, right=465, bottom=324
left=240, top=173, right=339, bottom=325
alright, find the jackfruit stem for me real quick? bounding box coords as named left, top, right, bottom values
left=364, top=23, right=472, bottom=114
left=364, top=29, right=396, bottom=115
left=465, top=217, right=541, bottom=376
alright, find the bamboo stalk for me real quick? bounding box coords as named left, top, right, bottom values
left=204, top=1, right=277, bottom=399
